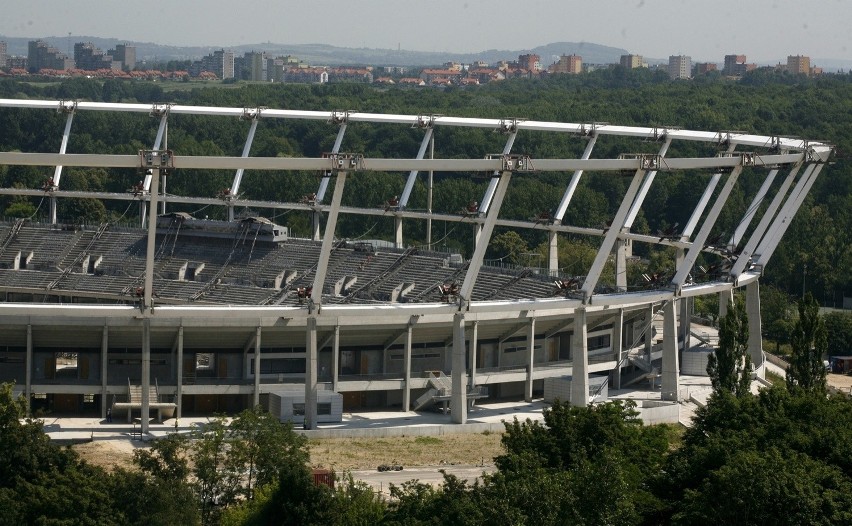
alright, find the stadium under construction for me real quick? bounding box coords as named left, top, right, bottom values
left=0, top=99, right=832, bottom=432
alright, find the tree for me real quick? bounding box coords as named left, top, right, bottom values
left=786, top=292, right=828, bottom=393
left=824, top=311, right=852, bottom=356
left=707, top=298, right=752, bottom=397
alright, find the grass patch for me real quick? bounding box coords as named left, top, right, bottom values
left=766, top=370, right=786, bottom=387
left=414, top=436, right=442, bottom=445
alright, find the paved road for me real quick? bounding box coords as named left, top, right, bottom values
left=349, top=464, right=496, bottom=495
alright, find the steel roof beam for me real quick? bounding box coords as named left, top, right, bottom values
left=729, top=162, right=803, bottom=280
left=553, top=134, right=597, bottom=222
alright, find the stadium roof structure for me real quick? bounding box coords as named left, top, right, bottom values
left=0, top=98, right=833, bottom=432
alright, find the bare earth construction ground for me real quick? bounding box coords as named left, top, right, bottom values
left=73, top=431, right=506, bottom=473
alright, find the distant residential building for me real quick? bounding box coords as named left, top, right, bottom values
left=283, top=66, right=326, bottom=83
left=74, top=42, right=119, bottom=71
left=550, top=54, right=582, bottom=74
left=419, top=68, right=464, bottom=85
left=0, top=42, right=7, bottom=69
left=470, top=60, right=490, bottom=69
left=7, top=56, right=27, bottom=70
left=694, top=62, right=718, bottom=75
left=327, top=67, right=373, bottom=83
left=668, top=55, right=691, bottom=79
left=620, top=54, right=644, bottom=69
left=517, top=54, right=541, bottom=72
left=787, top=55, right=810, bottom=75
left=190, top=49, right=235, bottom=79
left=237, top=51, right=266, bottom=81
left=27, top=40, right=74, bottom=73
left=443, top=62, right=463, bottom=72
left=109, top=44, right=136, bottom=71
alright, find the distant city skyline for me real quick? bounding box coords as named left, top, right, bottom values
left=1, top=0, right=849, bottom=64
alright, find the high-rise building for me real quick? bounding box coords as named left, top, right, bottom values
left=109, top=44, right=136, bottom=71
left=695, top=62, right=718, bottom=75
left=787, top=55, right=810, bottom=75
left=620, top=54, right=644, bottom=69
left=0, top=41, right=7, bottom=69
left=245, top=51, right=267, bottom=81
left=28, top=40, right=73, bottom=72
left=550, top=54, right=582, bottom=74
left=723, top=54, right=747, bottom=76
left=75, top=42, right=118, bottom=71
left=668, top=55, right=691, bottom=80
left=517, top=54, right=541, bottom=72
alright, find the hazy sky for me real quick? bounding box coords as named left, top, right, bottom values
left=2, top=0, right=850, bottom=62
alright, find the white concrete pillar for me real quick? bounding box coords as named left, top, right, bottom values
left=469, top=321, right=478, bottom=388
left=525, top=317, right=536, bottom=402
left=645, top=304, right=654, bottom=360
left=176, top=326, right=183, bottom=419
left=661, top=300, right=679, bottom=401
left=101, top=326, right=108, bottom=419
left=332, top=325, right=340, bottom=392
left=615, top=239, right=629, bottom=292
left=312, top=212, right=321, bottom=241
left=450, top=312, right=467, bottom=423
left=746, top=281, right=764, bottom=379
left=25, top=324, right=32, bottom=416
left=680, top=296, right=691, bottom=350
left=253, top=326, right=262, bottom=407
left=719, top=289, right=733, bottom=319
left=612, top=310, right=624, bottom=390
left=141, top=319, right=151, bottom=433
left=403, top=325, right=412, bottom=412
left=394, top=216, right=403, bottom=249
left=571, top=309, right=589, bottom=406
left=305, top=317, right=318, bottom=429
left=548, top=231, right=559, bottom=276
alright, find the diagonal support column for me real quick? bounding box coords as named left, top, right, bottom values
left=580, top=168, right=647, bottom=301
left=670, top=166, right=743, bottom=292
left=228, top=115, right=260, bottom=221
left=49, top=109, right=75, bottom=224
left=399, top=127, right=434, bottom=208
left=458, top=171, right=512, bottom=306
left=140, top=113, right=168, bottom=228
left=729, top=162, right=803, bottom=279
left=753, top=163, right=824, bottom=267
left=310, top=171, right=347, bottom=310
left=314, top=124, right=347, bottom=240
left=728, top=168, right=779, bottom=249
left=554, top=134, right=597, bottom=222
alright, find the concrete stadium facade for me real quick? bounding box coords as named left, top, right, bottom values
left=0, top=99, right=832, bottom=432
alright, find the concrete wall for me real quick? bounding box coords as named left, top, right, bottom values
left=682, top=349, right=712, bottom=376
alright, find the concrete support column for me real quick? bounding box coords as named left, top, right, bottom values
left=450, top=312, right=467, bottom=424
left=141, top=319, right=151, bottom=433
left=25, top=324, right=32, bottom=416
left=571, top=309, right=589, bottom=406
left=469, top=321, right=478, bottom=388
left=645, top=304, right=654, bottom=360
left=403, top=325, right=413, bottom=412
left=332, top=325, right=340, bottom=392
left=100, top=326, right=108, bottom=419
left=612, top=310, right=624, bottom=390
left=719, top=289, right=733, bottom=319
left=661, top=300, right=680, bottom=401
left=253, top=326, right=262, bottom=407
left=312, top=212, right=321, bottom=241
left=680, top=297, right=691, bottom=350
left=746, top=281, right=764, bottom=379
left=548, top=231, right=559, bottom=276
left=305, top=317, right=318, bottom=429
left=615, top=239, right=629, bottom=292
left=525, top=317, right=536, bottom=402
left=394, top=216, right=403, bottom=249
left=176, top=326, right=183, bottom=419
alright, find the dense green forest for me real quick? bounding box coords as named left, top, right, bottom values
left=0, top=68, right=850, bottom=313
left=3, top=360, right=852, bottom=525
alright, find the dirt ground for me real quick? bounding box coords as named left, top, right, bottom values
left=73, top=431, right=506, bottom=472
